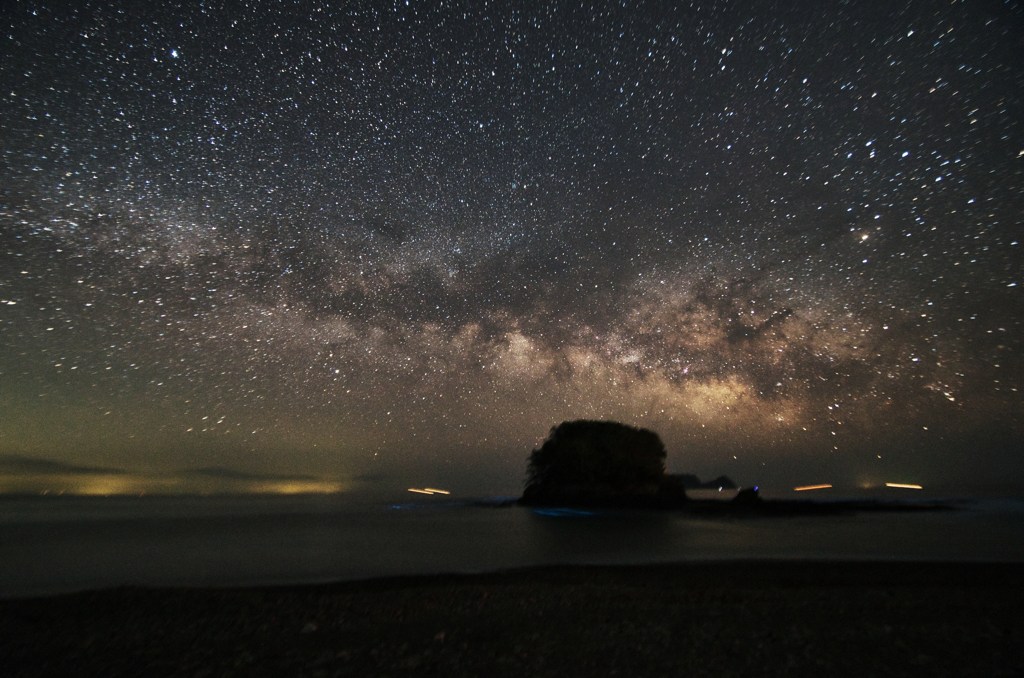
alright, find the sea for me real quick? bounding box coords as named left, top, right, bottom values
left=2, top=493, right=1023, bottom=599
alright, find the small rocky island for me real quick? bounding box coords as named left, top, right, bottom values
left=520, top=420, right=688, bottom=509
left=518, top=420, right=950, bottom=516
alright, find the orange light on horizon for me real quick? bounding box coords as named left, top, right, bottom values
left=408, top=488, right=451, bottom=495
left=794, top=484, right=833, bottom=491
left=886, top=483, right=923, bottom=490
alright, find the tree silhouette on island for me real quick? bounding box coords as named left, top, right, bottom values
left=520, top=420, right=693, bottom=508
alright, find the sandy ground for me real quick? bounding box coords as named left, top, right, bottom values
left=3, top=560, right=1023, bottom=677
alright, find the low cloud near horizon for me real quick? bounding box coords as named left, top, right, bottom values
left=0, top=455, right=348, bottom=495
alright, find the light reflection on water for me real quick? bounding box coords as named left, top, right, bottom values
left=1, top=495, right=1022, bottom=598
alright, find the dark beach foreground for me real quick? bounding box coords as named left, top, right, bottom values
left=3, top=560, right=1023, bottom=678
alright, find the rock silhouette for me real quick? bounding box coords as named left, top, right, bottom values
left=521, top=420, right=687, bottom=508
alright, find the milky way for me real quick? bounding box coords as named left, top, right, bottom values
left=2, top=0, right=1022, bottom=494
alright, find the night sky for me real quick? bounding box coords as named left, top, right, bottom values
left=2, top=0, right=1022, bottom=496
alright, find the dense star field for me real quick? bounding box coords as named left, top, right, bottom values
left=1, top=0, right=1022, bottom=494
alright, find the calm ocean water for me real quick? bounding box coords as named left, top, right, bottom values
left=2, top=494, right=1023, bottom=598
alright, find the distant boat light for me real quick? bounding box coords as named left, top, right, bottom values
left=886, top=483, right=923, bottom=490
left=408, top=488, right=451, bottom=495
left=794, top=484, right=832, bottom=491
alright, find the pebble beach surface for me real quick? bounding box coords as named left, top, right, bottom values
left=4, top=560, right=1023, bottom=677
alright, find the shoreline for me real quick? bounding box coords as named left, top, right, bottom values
left=4, top=560, right=1023, bottom=677
left=516, top=495, right=962, bottom=515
